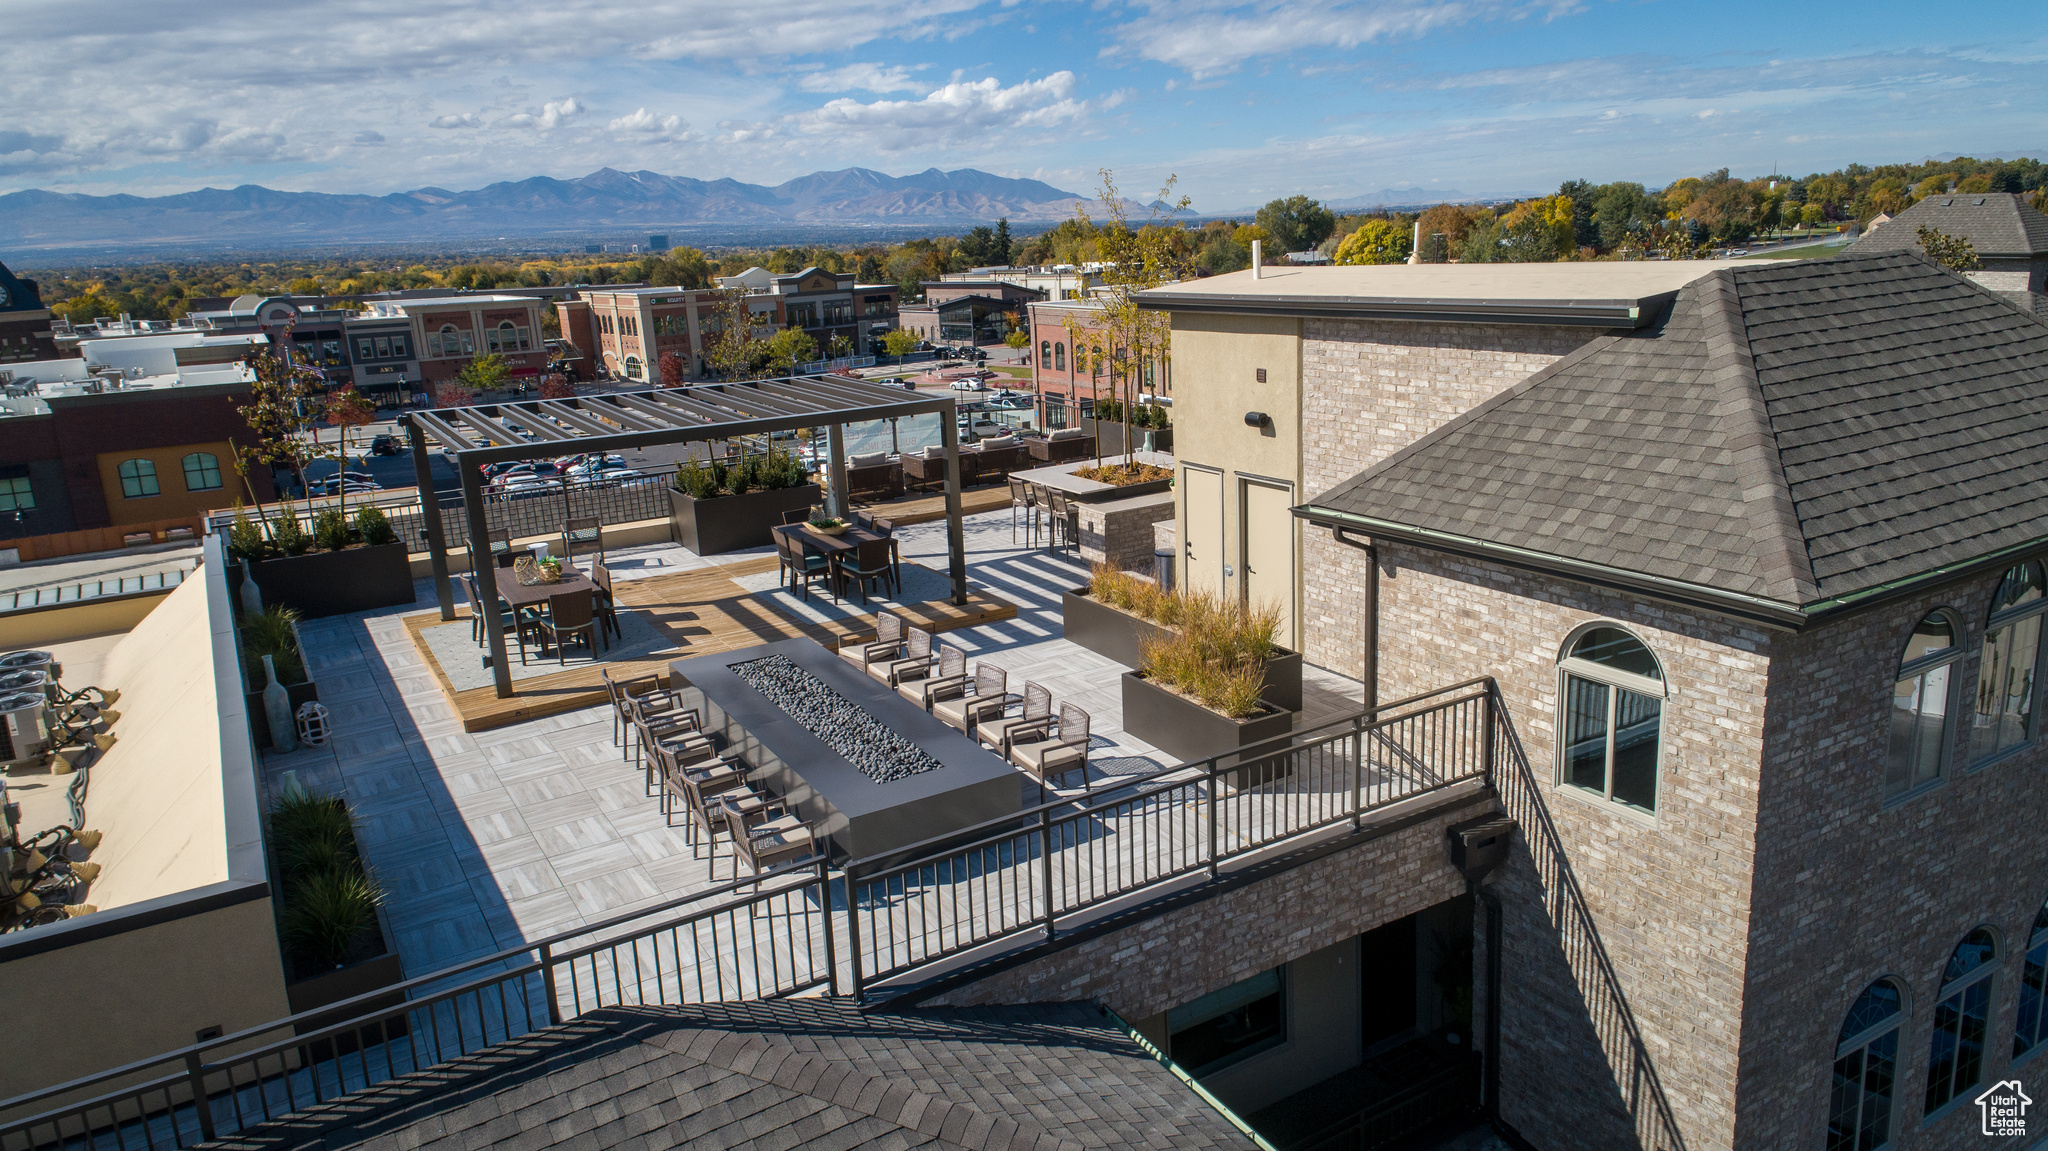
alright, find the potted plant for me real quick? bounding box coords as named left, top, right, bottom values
left=806, top=515, right=849, bottom=536
left=1067, top=564, right=1301, bottom=710
left=668, top=444, right=821, bottom=555
left=268, top=791, right=404, bottom=1038
left=238, top=501, right=416, bottom=618
left=238, top=603, right=320, bottom=750
left=1120, top=597, right=1293, bottom=771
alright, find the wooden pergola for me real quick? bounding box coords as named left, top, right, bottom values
left=399, top=374, right=968, bottom=698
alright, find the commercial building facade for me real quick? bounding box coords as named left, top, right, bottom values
left=1136, top=253, right=2048, bottom=1149
left=1028, top=297, right=1172, bottom=429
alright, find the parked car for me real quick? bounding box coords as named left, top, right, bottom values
left=949, top=378, right=987, bottom=392
left=369, top=434, right=400, bottom=456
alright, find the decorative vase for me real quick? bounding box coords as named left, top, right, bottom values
left=240, top=562, right=264, bottom=616
left=262, top=654, right=298, bottom=753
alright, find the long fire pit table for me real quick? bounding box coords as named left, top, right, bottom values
left=668, top=637, right=1023, bottom=863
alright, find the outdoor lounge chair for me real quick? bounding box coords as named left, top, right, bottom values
left=933, top=663, right=1007, bottom=735
left=901, top=446, right=978, bottom=492
left=1023, top=428, right=1094, bottom=463
left=841, top=610, right=904, bottom=669
left=731, top=813, right=816, bottom=878
left=976, top=680, right=1050, bottom=758
left=971, top=435, right=1027, bottom=483
left=843, top=452, right=904, bottom=498
left=868, top=625, right=933, bottom=688
left=899, top=644, right=967, bottom=710
left=1008, top=702, right=1092, bottom=800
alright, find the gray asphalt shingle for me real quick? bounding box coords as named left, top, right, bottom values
left=1306, top=251, right=2048, bottom=608
left=1848, top=192, right=2048, bottom=259
left=204, top=1002, right=1256, bottom=1151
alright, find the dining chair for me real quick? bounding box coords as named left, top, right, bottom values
left=933, top=663, right=1007, bottom=735
left=1008, top=478, right=1036, bottom=545
left=780, top=532, right=832, bottom=601
left=590, top=563, right=622, bottom=644
left=838, top=537, right=897, bottom=604
left=976, top=680, right=1050, bottom=757
left=561, top=516, right=604, bottom=568
left=730, top=812, right=816, bottom=880
left=851, top=509, right=876, bottom=532
left=632, top=693, right=711, bottom=790
left=486, top=527, right=512, bottom=563
left=782, top=507, right=813, bottom=526
left=599, top=667, right=660, bottom=748
left=533, top=589, right=600, bottom=665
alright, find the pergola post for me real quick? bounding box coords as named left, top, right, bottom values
left=939, top=400, right=967, bottom=606
left=402, top=415, right=455, bottom=621
left=461, top=465, right=514, bottom=698
left=825, top=422, right=850, bottom=519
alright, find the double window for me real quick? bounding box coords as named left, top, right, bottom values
left=118, top=458, right=159, bottom=498
left=1970, top=561, right=2044, bottom=763
left=1829, top=979, right=1904, bottom=1151
left=1887, top=611, right=1960, bottom=798
left=0, top=472, right=33, bottom=512
left=2016, top=898, right=2048, bottom=1061
left=1557, top=625, right=1665, bottom=815
left=1925, top=929, right=1997, bottom=1115
left=181, top=452, right=222, bottom=493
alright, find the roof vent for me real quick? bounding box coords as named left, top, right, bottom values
left=1976, top=197, right=1988, bottom=206
left=1945, top=199, right=1955, bottom=206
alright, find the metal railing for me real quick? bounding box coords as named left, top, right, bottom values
left=0, top=861, right=834, bottom=1151
left=842, top=678, right=1497, bottom=998
left=1292, top=1053, right=1483, bottom=1151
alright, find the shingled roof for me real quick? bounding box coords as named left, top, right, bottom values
left=1850, top=192, right=2048, bottom=259
left=1302, top=252, right=2048, bottom=621
left=222, top=1001, right=1258, bottom=1151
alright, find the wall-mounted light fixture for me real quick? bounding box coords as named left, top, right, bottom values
left=1244, top=411, right=1270, bottom=428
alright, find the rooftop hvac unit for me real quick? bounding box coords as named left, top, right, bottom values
left=0, top=651, right=57, bottom=683
left=0, top=690, right=49, bottom=767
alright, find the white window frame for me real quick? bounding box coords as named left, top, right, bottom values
left=1554, top=622, right=1668, bottom=820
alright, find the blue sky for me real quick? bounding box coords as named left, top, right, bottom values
left=3, top=0, right=2044, bottom=211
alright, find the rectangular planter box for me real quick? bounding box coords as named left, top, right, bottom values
left=669, top=483, right=821, bottom=555
left=253, top=543, right=417, bottom=619
left=285, top=906, right=407, bottom=1047
left=1121, top=671, right=1294, bottom=774
left=1065, top=588, right=1302, bottom=711
left=1083, top=418, right=1173, bottom=457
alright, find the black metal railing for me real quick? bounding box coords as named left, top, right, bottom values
left=0, top=861, right=834, bottom=1151
left=842, top=678, right=1497, bottom=998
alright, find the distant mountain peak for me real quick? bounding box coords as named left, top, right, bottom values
left=0, top=167, right=1094, bottom=250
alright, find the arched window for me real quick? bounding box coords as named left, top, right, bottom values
left=181, top=452, right=222, bottom=492
left=117, top=458, right=159, bottom=499
left=1054, top=342, right=1065, bottom=372
left=1889, top=610, right=1961, bottom=797
left=623, top=355, right=643, bottom=380
left=1925, top=928, right=1998, bottom=1114
left=2015, top=897, right=2048, bottom=1060
left=1090, top=345, right=1103, bottom=378
left=1829, top=979, right=1904, bottom=1151
left=1971, top=562, right=2045, bottom=763
left=1557, top=624, right=1665, bottom=814
left=1040, top=340, right=1051, bottom=368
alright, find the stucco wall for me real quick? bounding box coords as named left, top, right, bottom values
left=1370, top=542, right=1773, bottom=1151
left=1735, top=565, right=2048, bottom=1150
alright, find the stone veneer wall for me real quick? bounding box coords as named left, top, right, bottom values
left=1073, top=494, right=1176, bottom=574
left=1735, top=566, right=2048, bottom=1150
left=921, top=800, right=1482, bottom=1021
left=1297, top=319, right=1600, bottom=678
left=1372, top=542, right=1774, bottom=1151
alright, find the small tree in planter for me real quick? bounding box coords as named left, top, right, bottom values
left=323, top=386, right=376, bottom=523
left=236, top=322, right=331, bottom=502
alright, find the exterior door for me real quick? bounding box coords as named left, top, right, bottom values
left=1183, top=465, right=1224, bottom=599
left=1240, top=478, right=1296, bottom=646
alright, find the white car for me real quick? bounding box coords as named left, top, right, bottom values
left=948, top=378, right=986, bottom=392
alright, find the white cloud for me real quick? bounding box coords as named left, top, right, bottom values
left=761, top=72, right=1096, bottom=151
left=503, top=98, right=586, bottom=130
left=798, top=63, right=926, bottom=93
left=1109, top=0, right=1579, bottom=78
left=607, top=107, right=694, bottom=143
left=430, top=113, right=483, bottom=130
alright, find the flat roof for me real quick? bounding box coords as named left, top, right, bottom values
left=390, top=294, right=545, bottom=309
left=580, top=285, right=709, bottom=298
left=1138, top=260, right=1725, bottom=327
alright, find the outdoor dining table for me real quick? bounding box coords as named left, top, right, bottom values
left=771, top=522, right=894, bottom=598
left=492, top=565, right=600, bottom=654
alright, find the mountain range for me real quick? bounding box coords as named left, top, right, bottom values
left=0, top=167, right=1094, bottom=250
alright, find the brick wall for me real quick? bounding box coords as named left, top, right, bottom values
left=1734, top=568, right=2048, bottom=1150
left=1371, top=542, right=1774, bottom=1151
left=922, top=801, right=1481, bottom=1022
left=1296, top=319, right=1599, bottom=674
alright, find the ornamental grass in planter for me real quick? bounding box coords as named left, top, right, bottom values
left=269, top=791, right=388, bottom=976
left=1085, top=561, right=1303, bottom=712
left=1132, top=592, right=1279, bottom=720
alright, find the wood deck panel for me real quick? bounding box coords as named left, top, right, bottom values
left=850, top=483, right=1012, bottom=525
left=406, top=554, right=1017, bottom=732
